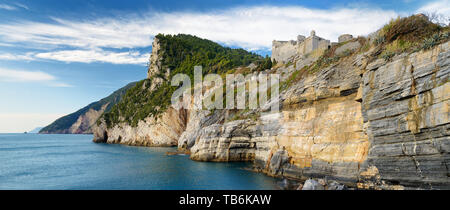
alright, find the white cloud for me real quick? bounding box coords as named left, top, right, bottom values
left=0, top=113, right=64, bottom=133
left=417, top=0, right=450, bottom=25
left=0, top=5, right=399, bottom=52
left=0, top=18, right=154, bottom=49
left=0, top=50, right=149, bottom=65
left=35, top=49, right=149, bottom=65
left=0, top=68, right=55, bottom=82
left=48, top=82, right=73, bottom=87
left=418, top=0, right=450, bottom=14
left=0, top=52, right=35, bottom=61
left=0, top=4, right=17, bottom=10
left=0, top=42, right=14, bottom=47
left=14, top=3, right=29, bottom=10
left=0, top=3, right=27, bottom=11
left=0, top=67, right=72, bottom=87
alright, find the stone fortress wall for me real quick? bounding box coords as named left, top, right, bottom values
left=272, top=30, right=354, bottom=63
left=271, top=39, right=299, bottom=64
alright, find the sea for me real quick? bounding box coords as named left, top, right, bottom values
left=0, top=133, right=281, bottom=190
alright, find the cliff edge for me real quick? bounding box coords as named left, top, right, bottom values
left=93, top=15, right=450, bottom=189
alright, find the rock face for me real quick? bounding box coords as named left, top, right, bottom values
left=68, top=104, right=108, bottom=134
left=93, top=107, right=187, bottom=146
left=338, top=34, right=353, bottom=43
left=40, top=106, right=105, bottom=134
left=93, top=38, right=173, bottom=145
left=148, top=37, right=162, bottom=79
left=93, top=34, right=449, bottom=189
left=335, top=41, right=361, bottom=55
left=359, top=42, right=450, bottom=189
left=147, top=37, right=170, bottom=91
left=92, top=34, right=263, bottom=148
left=190, top=51, right=369, bottom=184
left=187, top=42, right=449, bottom=189
left=190, top=119, right=258, bottom=162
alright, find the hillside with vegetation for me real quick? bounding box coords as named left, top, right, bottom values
left=93, top=14, right=450, bottom=189
left=101, top=34, right=271, bottom=128
left=40, top=81, right=137, bottom=134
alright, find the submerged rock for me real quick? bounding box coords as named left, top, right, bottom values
left=269, top=149, right=290, bottom=175
left=327, top=181, right=347, bottom=190
left=302, top=179, right=325, bottom=190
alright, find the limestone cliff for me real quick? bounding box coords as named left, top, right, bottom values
left=93, top=17, right=449, bottom=189
left=93, top=33, right=264, bottom=146
left=93, top=107, right=186, bottom=146
left=187, top=40, right=449, bottom=189
left=359, top=42, right=449, bottom=189
left=190, top=44, right=369, bottom=184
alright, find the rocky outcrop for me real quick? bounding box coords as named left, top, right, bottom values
left=187, top=41, right=449, bottom=189
left=190, top=119, right=258, bottom=162
left=147, top=37, right=170, bottom=91
left=358, top=42, right=449, bottom=189
left=92, top=34, right=263, bottom=148
left=93, top=107, right=187, bottom=146
left=93, top=33, right=449, bottom=189
left=148, top=37, right=162, bottom=79
left=189, top=51, right=370, bottom=185
left=178, top=108, right=224, bottom=150
left=302, top=179, right=325, bottom=190
left=335, top=40, right=361, bottom=55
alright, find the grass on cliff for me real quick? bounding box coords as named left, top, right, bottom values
left=102, top=34, right=271, bottom=128
left=102, top=79, right=176, bottom=127
left=280, top=37, right=366, bottom=91
left=374, top=14, right=450, bottom=60
left=308, top=38, right=365, bottom=73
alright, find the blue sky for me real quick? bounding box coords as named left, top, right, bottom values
left=0, top=0, right=448, bottom=132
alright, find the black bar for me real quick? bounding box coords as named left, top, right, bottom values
left=0, top=190, right=446, bottom=209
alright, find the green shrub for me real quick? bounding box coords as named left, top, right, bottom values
left=381, top=51, right=396, bottom=61
left=375, top=35, right=386, bottom=45
left=422, top=33, right=440, bottom=50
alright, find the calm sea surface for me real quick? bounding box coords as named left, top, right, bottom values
left=0, top=134, right=281, bottom=190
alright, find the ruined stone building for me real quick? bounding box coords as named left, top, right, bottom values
left=271, top=31, right=355, bottom=64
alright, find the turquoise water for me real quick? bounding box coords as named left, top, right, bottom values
left=0, top=134, right=280, bottom=190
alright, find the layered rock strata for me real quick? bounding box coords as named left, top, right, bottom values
left=188, top=42, right=449, bottom=189
left=93, top=39, right=449, bottom=189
